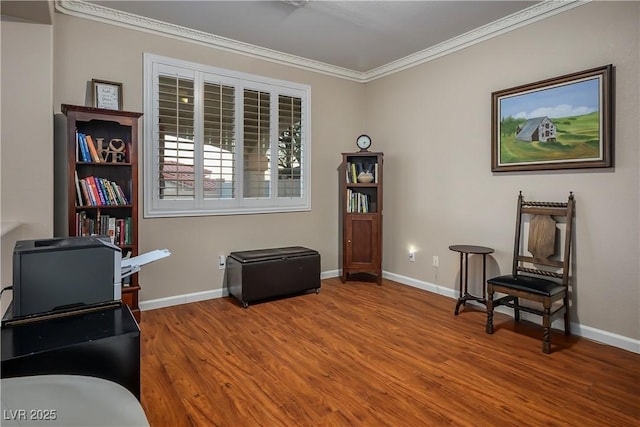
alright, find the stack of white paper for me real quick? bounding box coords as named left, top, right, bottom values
left=121, top=249, right=171, bottom=279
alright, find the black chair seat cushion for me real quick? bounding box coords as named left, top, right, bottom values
left=488, top=274, right=565, bottom=297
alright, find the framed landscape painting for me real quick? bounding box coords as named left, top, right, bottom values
left=491, top=65, right=613, bottom=172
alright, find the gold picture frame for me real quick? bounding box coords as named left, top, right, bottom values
left=92, top=79, right=123, bottom=111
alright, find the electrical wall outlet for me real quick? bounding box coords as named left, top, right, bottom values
left=432, top=255, right=439, bottom=268
left=218, top=255, right=226, bottom=270
left=409, top=251, right=415, bottom=262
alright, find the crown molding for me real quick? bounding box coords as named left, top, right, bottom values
left=55, top=0, right=363, bottom=81
left=56, top=0, right=588, bottom=83
left=362, top=0, right=589, bottom=82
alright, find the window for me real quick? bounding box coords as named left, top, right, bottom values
left=143, top=54, right=311, bottom=217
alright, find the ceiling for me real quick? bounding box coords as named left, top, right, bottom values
left=1, top=1, right=53, bottom=24
left=58, top=1, right=583, bottom=81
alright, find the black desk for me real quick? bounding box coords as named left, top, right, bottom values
left=1, top=303, right=140, bottom=400
left=449, top=245, right=494, bottom=315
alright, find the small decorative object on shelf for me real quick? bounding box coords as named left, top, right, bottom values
left=98, top=138, right=128, bottom=163
left=356, top=134, right=372, bottom=151
left=92, top=79, right=123, bottom=111
left=357, top=171, right=374, bottom=183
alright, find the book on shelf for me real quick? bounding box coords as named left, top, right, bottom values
left=95, top=177, right=108, bottom=204
left=84, top=176, right=101, bottom=205
left=77, top=211, right=91, bottom=236
left=76, top=131, right=82, bottom=161
left=112, top=182, right=127, bottom=204
left=84, top=134, right=102, bottom=163
left=77, top=175, right=128, bottom=206
left=80, top=177, right=98, bottom=206
left=97, top=213, right=104, bottom=235
left=114, top=182, right=127, bottom=205
left=75, top=211, right=83, bottom=236
left=82, top=213, right=127, bottom=240
left=97, top=177, right=114, bottom=205
left=106, top=179, right=119, bottom=204
left=87, top=179, right=98, bottom=206
left=96, top=177, right=108, bottom=205
left=115, top=218, right=127, bottom=246
left=74, top=170, right=83, bottom=206
left=346, top=189, right=372, bottom=213
left=76, top=211, right=97, bottom=236
left=78, top=179, right=92, bottom=206
left=88, top=176, right=107, bottom=205
left=108, top=217, right=116, bottom=244
left=77, top=132, right=91, bottom=162
left=74, top=212, right=122, bottom=244
left=125, top=217, right=132, bottom=245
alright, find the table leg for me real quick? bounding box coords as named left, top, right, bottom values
left=454, top=252, right=464, bottom=315
left=482, top=253, right=487, bottom=301
left=459, top=252, right=463, bottom=298
left=464, top=253, right=469, bottom=297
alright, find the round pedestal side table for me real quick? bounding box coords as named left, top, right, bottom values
left=448, top=245, right=494, bottom=315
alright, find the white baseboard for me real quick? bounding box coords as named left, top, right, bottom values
left=321, top=269, right=340, bottom=280
left=139, top=269, right=639, bottom=354
left=383, top=271, right=459, bottom=299
left=570, top=323, right=640, bottom=354
left=384, top=271, right=640, bottom=354
left=140, top=288, right=228, bottom=311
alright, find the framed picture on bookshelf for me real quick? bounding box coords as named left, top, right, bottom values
left=491, top=64, right=613, bottom=172
left=92, top=79, right=123, bottom=111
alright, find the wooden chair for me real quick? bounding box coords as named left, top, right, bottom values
left=486, top=192, right=575, bottom=354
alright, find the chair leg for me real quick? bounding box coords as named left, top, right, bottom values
left=486, top=285, right=494, bottom=334
left=563, top=294, right=571, bottom=336
left=542, top=300, right=552, bottom=354
left=513, top=297, right=520, bottom=322
left=542, top=329, right=551, bottom=354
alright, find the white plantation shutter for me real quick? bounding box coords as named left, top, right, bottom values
left=278, top=95, right=303, bottom=198
left=203, top=82, right=235, bottom=199
left=243, top=89, right=271, bottom=199
left=157, top=75, right=195, bottom=200
left=144, top=54, right=311, bottom=217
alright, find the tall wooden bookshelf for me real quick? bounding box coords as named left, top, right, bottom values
left=55, top=104, right=143, bottom=321
left=340, top=151, right=384, bottom=284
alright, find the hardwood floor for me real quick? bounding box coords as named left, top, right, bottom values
left=140, top=278, right=639, bottom=426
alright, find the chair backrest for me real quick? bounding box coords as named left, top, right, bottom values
left=512, top=192, right=575, bottom=286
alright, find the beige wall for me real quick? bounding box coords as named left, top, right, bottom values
left=52, top=13, right=365, bottom=303
left=1, top=18, right=53, bottom=316
left=367, top=2, right=639, bottom=340
left=1, top=2, right=637, bottom=342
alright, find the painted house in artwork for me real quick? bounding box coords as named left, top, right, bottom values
left=515, top=116, right=557, bottom=142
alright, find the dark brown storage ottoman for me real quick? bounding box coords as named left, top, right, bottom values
left=227, top=246, right=321, bottom=308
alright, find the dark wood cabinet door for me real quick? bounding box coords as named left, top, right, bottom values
left=345, top=215, right=379, bottom=267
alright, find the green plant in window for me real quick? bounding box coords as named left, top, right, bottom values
left=278, top=121, right=301, bottom=178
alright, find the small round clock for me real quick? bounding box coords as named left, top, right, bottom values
left=356, top=134, right=372, bottom=151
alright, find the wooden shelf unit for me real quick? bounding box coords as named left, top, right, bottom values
left=55, top=104, right=143, bottom=322
left=340, top=151, right=384, bottom=284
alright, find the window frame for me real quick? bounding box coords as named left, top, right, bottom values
left=143, top=53, right=311, bottom=218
